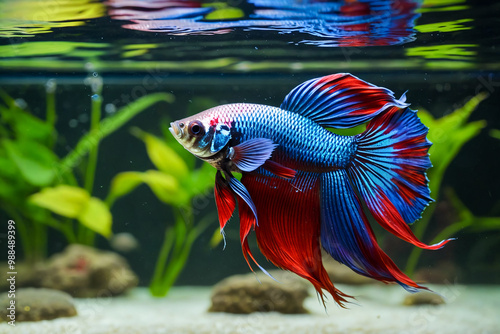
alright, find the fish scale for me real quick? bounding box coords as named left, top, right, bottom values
left=212, top=103, right=356, bottom=170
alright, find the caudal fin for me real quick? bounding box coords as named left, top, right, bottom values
left=349, top=106, right=452, bottom=249
left=320, top=106, right=452, bottom=292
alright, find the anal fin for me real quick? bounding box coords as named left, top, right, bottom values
left=240, top=171, right=349, bottom=306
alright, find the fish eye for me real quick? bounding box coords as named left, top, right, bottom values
left=188, top=121, right=205, bottom=137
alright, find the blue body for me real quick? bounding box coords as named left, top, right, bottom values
left=219, top=103, right=357, bottom=171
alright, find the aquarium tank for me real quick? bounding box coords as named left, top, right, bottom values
left=0, top=0, right=499, bottom=333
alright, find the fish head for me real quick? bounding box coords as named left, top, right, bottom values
left=169, top=108, right=231, bottom=158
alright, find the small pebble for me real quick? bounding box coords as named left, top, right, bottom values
left=403, top=291, right=445, bottom=306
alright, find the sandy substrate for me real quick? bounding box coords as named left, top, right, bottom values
left=1, top=284, right=499, bottom=334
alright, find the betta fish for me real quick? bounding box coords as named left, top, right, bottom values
left=169, top=73, right=451, bottom=306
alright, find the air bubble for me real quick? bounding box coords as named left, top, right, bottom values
left=78, top=114, right=89, bottom=123
left=14, top=98, right=27, bottom=109
left=45, top=79, right=57, bottom=94
left=105, top=103, right=116, bottom=114
left=84, top=62, right=95, bottom=72
left=69, top=119, right=78, bottom=128
left=91, top=77, right=103, bottom=93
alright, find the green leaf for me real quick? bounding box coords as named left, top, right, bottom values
left=209, top=227, right=224, bottom=249
left=12, top=111, right=52, bottom=142
left=419, top=93, right=487, bottom=198
left=429, top=120, right=485, bottom=180
left=3, top=139, right=58, bottom=186
left=467, top=217, right=500, bottom=232
left=0, top=91, right=51, bottom=142
left=142, top=170, right=190, bottom=206
left=0, top=154, right=29, bottom=201
left=0, top=152, right=18, bottom=179
left=439, top=92, right=487, bottom=128
left=143, top=133, right=188, bottom=179
left=78, top=197, right=112, bottom=237
left=0, top=178, right=17, bottom=200
left=416, top=109, right=433, bottom=127
left=108, top=169, right=190, bottom=207
left=107, top=171, right=145, bottom=205
left=490, top=129, right=500, bottom=140
left=0, top=89, right=17, bottom=108
left=29, top=185, right=90, bottom=218
left=186, top=162, right=215, bottom=197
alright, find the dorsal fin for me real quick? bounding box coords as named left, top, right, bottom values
left=280, top=73, right=409, bottom=129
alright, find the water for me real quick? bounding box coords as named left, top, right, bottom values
left=0, top=0, right=499, bottom=332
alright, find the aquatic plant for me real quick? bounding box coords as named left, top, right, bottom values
left=107, top=126, right=215, bottom=297
left=0, top=79, right=173, bottom=262
left=405, top=92, right=500, bottom=275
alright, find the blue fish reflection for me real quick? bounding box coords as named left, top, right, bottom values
left=107, top=0, right=420, bottom=47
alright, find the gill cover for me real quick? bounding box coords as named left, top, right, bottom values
left=211, top=123, right=231, bottom=154
left=191, top=122, right=231, bottom=157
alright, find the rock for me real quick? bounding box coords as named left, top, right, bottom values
left=110, top=232, right=140, bottom=253
left=403, top=291, right=445, bottom=306
left=0, top=288, right=77, bottom=322
left=209, top=270, right=309, bottom=314
left=40, top=244, right=138, bottom=298
left=323, top=257, right=375, bottom=285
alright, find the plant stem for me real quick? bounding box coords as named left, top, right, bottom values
left=159, top=227, right=197, bottom=294
left=79, top=89, right=102, bottom=245
left=405, top=247, right=423, bottom=278
left=149, top=206, right=206, bottom=297
left=32, top=220, right=47, bottom=262
left=405, top=211, right=433, bottom=276
left=430, top=219, right=472, bottom=245
left=406, top=189, right=473, bottom=276
left=59, top=218, right=77, bottom=244
left=150, top=225, right=176, bottom=296
left=158, top=214, right=214, bottom=294
left=84, top=93, right=102, bottom=195
left=45, top=79, right=57, bottom=148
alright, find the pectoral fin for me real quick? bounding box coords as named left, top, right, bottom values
left=229, top=138, right=277, bottom=172
left=229, top=138, right=297, bottom=179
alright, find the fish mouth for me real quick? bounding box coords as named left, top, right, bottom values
left=169, top=122, right=181, bottom=138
